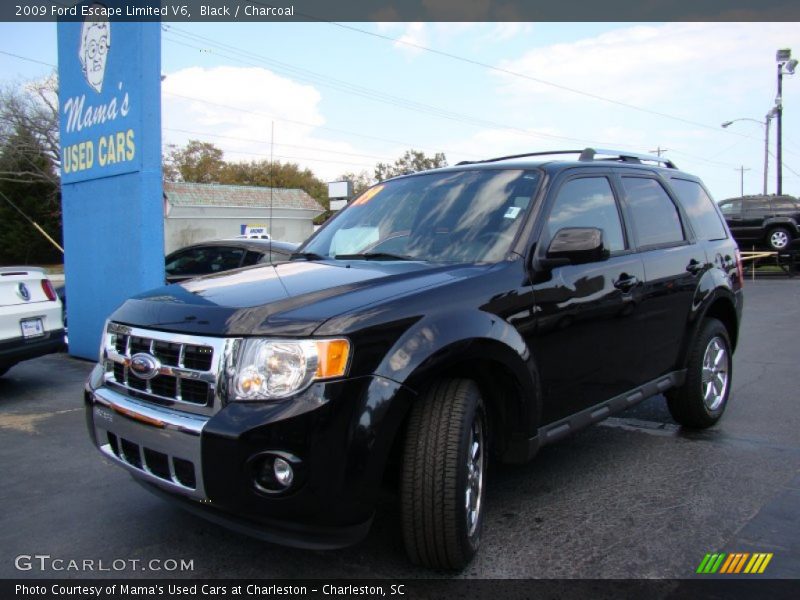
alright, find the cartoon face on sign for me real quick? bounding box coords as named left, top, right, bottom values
left=78, top=5, right=111, bottom=93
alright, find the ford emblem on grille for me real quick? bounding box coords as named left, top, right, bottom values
left=129, top=353, right=161, bottom=380
left=18, top=282, right=30, bottom=301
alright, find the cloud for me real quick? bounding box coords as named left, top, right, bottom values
left=161, top=66, right=379, bottom=180
left=495, top=23, right=797, bottom=109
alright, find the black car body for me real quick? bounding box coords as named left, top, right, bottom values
left=164, top=239, right=298, bottom=283
left=719, top=194, right=800, bottom=251
left=85, top=149, right=743, bottom=569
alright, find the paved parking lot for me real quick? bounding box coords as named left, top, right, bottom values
left=1, top=279, right=798, bottom=579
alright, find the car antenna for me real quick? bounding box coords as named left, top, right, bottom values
left=269, top=121, right=274, bottom=264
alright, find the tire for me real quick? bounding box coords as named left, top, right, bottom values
left=400, top=379, right=487, bottom=570
left=766, top=226, right=792, bottom=251
left=667, top=318, right=732, bottom=429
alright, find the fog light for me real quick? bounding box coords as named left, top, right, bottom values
left=251, top=452, right=302, bottom=494
left=273, top=457, right=294, bottom=487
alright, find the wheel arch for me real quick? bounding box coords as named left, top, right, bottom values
left=678, top=289, right=740, bottom=371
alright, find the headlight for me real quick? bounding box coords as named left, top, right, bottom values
left=233, top=338, right=350, bottom=400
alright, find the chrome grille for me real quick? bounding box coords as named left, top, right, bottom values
left=102, top=323, right=233, bottom=416
left=107, top=432, right=197, bottom=490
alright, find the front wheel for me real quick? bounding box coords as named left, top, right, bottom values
left=400, top=379, right=487, bottom=570
left=667, top=318, right=732, bottom=428
left=766, top=226, right=792, bottom=251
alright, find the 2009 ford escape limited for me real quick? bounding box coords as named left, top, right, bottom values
left=85, top=148, right=743, bottom=569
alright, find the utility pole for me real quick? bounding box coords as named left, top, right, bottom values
left=777, top=59, right=784, bottom=195
left=776, top=48, right=798, bottom=196
left=736, top=166, right=751, bottom=197
left=650, top=146, right=669, bottom=157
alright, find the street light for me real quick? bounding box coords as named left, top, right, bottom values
left=776, top=48, right=797, bottom=195
left=721, top=109, right=778, bottom=195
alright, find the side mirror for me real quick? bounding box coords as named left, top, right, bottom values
left=539, top=227, right=609, bottom=268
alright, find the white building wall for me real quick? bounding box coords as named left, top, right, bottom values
left=164, top=206, right=320, bottom=253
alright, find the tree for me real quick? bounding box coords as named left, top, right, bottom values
left=0, top=76, right=62, bottom=264
left=336, top=170, right=374, bottom=196
left=374, top=149, right=447, bottom=181
left=162, top=140, right=330, bottom=209
left=0, top=74, right=60, bottom=188
left=163, top=140, right=226, bottom=183
left=0, top=123, right=62, bottom=264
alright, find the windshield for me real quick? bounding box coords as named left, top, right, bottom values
left=302, top=169, right=541, bottom=263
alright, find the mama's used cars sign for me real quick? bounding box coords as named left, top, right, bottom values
left=58, top=5, right=143, bottom=183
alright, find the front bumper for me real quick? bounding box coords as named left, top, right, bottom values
left=85, top=368, right=413, bottom=549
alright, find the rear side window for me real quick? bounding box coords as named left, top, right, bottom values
left=773, top=198, right=798, bottom=210
left=545, top=177, right=626, bottom=253
left=744, top=198, right=770, bottom=211
left=719, top=200, right=741, bottom=215
left=622, top=177, right=684, bottom=247
left=669, top=179, right=727, bottom=241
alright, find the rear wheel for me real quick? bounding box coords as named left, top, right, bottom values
left=766, top=226, right=791, bottom=251
left=667, top=318, right=732, bottom=428
left=400, top=378, right=487, bottom=570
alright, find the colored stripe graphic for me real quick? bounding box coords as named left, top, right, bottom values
left=698, top=553, right=727, bottom=573
left=719, top=554, right=736, bottom=573
left=703, top=552, right=775, bottom=575
left=744, top=553, right=774, bottom=574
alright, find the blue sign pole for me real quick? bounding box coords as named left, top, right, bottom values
left=57, top=8, right=163, bottom=359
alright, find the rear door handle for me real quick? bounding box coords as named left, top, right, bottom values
left=686, top=259, right=703, bottom=275
left=613, top=274, right=639, bottom=292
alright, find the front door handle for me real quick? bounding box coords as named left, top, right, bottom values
left=686, top=259, right=703, bottom=275
left=613, top=273, right=639, bottom=292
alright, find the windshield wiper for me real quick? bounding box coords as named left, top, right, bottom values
left=290, top=251, right=326, bottom=261
left=334, top=252, right=416, bottom=261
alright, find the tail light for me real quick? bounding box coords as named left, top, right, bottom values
left=734, top=249, right=744, bottom=286
left=41, top=278, right=57, bottom=301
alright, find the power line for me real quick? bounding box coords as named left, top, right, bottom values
left=0, top=50, right=56, bottom=69
left=162, top=27, right=641, bottom=150
left=162, top=138, right=377, bottom=169
left=164, top=127, right=397, bottom=162
left=326, top=22, right=774, bottom=143
left=162, top=91, right=470, bottom=159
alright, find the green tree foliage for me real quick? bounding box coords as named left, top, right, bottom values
left=163, top=140, right=329, bottom=208
left=374, top=149, right=447, bottom=181
left=163, top=140, right=225, bottom=184
left=0, top=76, right=62, bottom=264
left=0, top=124, right=61, bottom=264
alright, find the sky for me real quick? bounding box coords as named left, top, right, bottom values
left=1, top=20, right=799, bottom=201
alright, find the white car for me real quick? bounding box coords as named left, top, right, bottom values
left=0, top=267, right=65, bottom=376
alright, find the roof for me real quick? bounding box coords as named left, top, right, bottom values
left=386, top=148, right=688, bottom=183
left=164, top=181, right=324, bottom=212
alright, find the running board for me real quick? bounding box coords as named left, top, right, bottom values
left=506, top=370, right=686, bottom=463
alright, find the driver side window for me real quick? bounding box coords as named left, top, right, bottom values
left=545, top=177, right=626, bottom=253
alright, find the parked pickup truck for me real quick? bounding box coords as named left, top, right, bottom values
left=85, top=148, right=743, bottom=569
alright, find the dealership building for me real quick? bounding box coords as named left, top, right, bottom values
left=163, top=181, right=325, bottom=253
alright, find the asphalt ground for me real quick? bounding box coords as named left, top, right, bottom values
left=0, top=279, right=798, bottom=580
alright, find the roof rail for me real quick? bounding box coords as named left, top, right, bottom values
left=456, top=147, right=678, bottom=169
left=578, top=148, right=677, bottom=169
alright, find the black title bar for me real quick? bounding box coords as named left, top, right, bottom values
left=5, top=0, right=800, bottom=22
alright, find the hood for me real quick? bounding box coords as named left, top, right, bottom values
left=110, top=259, right=489, bottom=337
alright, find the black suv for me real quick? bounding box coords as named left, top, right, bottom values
left=85, top=148, right=743, bottom=569
left=719, top=194, right=800, bottom=251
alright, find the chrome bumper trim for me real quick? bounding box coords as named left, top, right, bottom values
left=91, top=386, right=209, bottom=500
